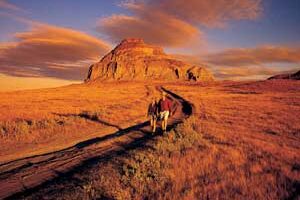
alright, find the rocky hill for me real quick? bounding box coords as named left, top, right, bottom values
left=85, top=38, right=214, bottom=82
left=268, top=70, right=300, bottom=80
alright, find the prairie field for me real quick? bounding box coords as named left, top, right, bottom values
left=0, top=82, right=155, bottom=163
left=1, top=80, right=300, bottom=200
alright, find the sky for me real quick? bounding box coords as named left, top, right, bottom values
left=0, top=0, right=299, bottom=91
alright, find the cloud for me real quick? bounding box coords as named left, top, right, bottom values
left=136, top=0, right=262, bottom=27
left=213, top=66, right=280, bottom=80
left=173, top=46, right=300, bottom=80
left=213, top=65, right=300, bottom=80
left=0, top=23, right=110, bottom=80
left=205, top=46, right=300, bottom=66
left=97, top=0, right=262, bottom=47
left=97, top=6, right=200, bottom=47
left=0, top=0, right=23, bottom=12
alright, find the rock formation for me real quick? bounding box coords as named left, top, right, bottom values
left=268, top=70, right=300, bottom=80
left=85, top=38, right=214, bottom=82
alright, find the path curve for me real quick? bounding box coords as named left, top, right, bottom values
left=0, top=86, right=193, bottom=199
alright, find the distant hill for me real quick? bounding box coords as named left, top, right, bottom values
left=268, top=70, right=300, bottom=80
left=85, top=38, right=214, bottom=82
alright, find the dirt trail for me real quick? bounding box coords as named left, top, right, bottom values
left=0, top=86, right=193, bottom=199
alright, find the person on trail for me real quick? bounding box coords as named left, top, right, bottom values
left=158, top=91, right=172, bottom=134
left=147, top=97, right=159, bottom=134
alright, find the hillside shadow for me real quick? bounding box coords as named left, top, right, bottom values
left=53, top=112, right=123, bottom=130
left=5, top=132, right=155, bottom=200
left=4, top=114, right=181, bottom=200
left=74, top=121, right=149, bottom=149
left=0, top=120, right=149, bottom=170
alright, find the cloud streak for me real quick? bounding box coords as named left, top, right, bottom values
left=137, top=0, right=262, bottom=27
left=173, top=45, right=300, bottom=80
left=0, top=23, right=110, bottom=80
left=205, top=46, right=300, bottom=66
left=213, top=66, right=281, bottom=80
left=0, top=0, right=22, bottom=11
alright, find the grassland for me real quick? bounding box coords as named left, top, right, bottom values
left=1, top=80, right=300, bottom=200
left=0, top=82, right=155, bottom=163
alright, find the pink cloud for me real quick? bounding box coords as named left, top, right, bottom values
left=97, top=0, right=262, bottom=47
left=205, top=46, right=300, bottom=66
left=0, top=0, right=24, bottom=12
left=98, top=10, right=200, bottom=47
left=173, top=45, right=300, bottom=80
left=0, top=23, right=110, bottom=80
left=143, top=0, right=262, bottom=27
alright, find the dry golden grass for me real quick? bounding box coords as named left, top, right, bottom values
left=163, top=79, right=300, bottom=199
left=11, top=79, right=300, bottom=200
left=0, top=82, right=154, bottom=163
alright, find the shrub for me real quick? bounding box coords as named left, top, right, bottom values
left=76, top=116, right=207, bottom=199
left=79, top=110, right=104, bottom=121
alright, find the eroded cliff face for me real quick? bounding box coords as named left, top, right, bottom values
left=85, top=38, right=214, bottom=82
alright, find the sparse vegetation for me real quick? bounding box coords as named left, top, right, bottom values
left=1, top=80, right=300, bottom=199
left=0, top=82, right=152, bottom=163
left=18, top=99, right=300, bottom=199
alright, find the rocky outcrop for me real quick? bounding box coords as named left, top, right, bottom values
left=85, top=38, right=214, bottom=82
left=187, top=66, right=214, bottom=82
left=268, top=70, right=300, bottom=80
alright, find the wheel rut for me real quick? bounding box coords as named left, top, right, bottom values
left=0, top=86, right=194, bottom=199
